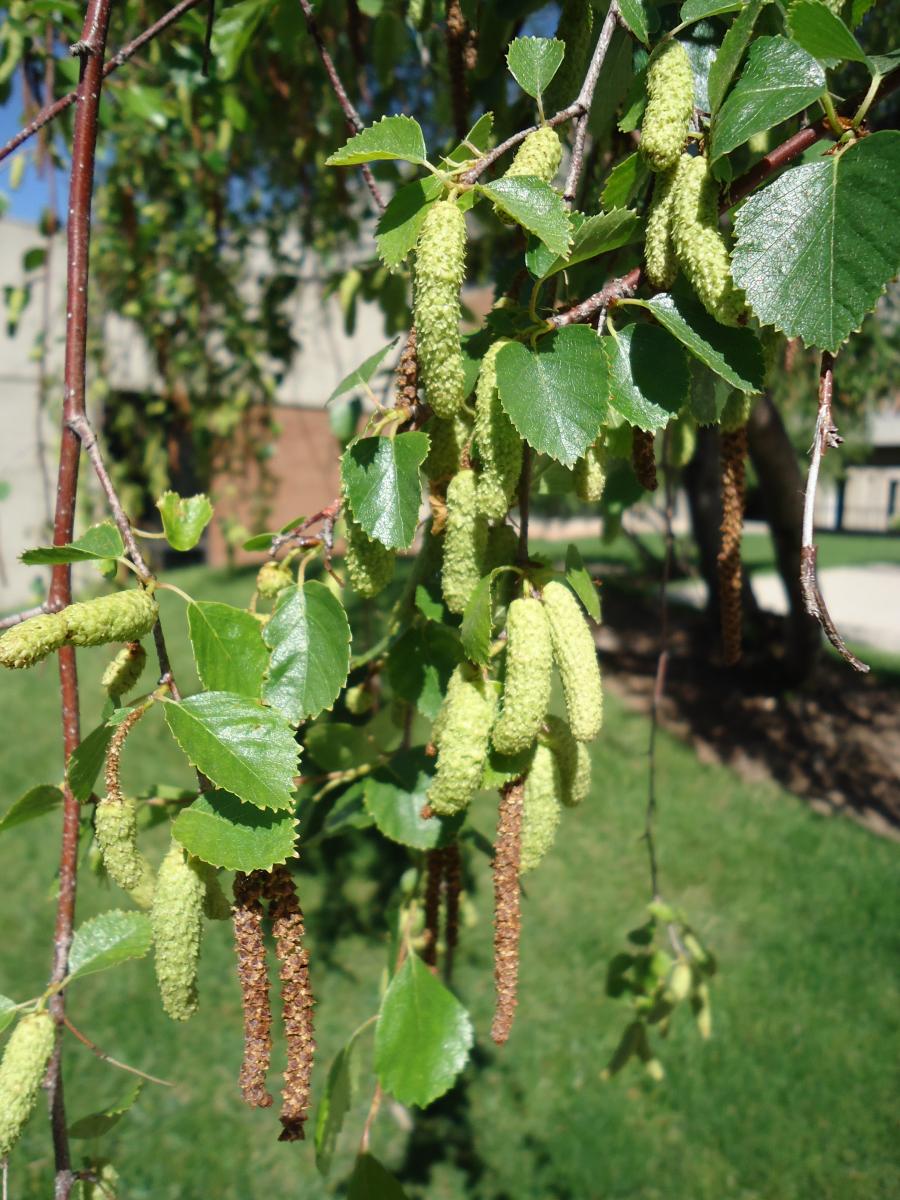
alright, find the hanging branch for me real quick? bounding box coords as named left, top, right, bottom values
left=800, top=354, right=869, bottom=673
left=563, top=1, right=621, bottom=206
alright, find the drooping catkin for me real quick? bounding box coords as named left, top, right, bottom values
left=424, top=410, right=472, bottom=484
left=474, top=340, right=522, bottom=520
left=644, top=165, right=679, bottom=289
left=671, top=153, right=745, bottom=326
left=442, top=468, right=488, bottom=614
left=428, top=663, right=497, bottom=816
left=64, top=588, right=159, bottom=647
left=520, top=744, right=563, bottom=873
left=344, top=513, right=396, bottom=598
left=263, top=865, right=315, bottom=1143
left=669, top=413, right=697, bottom=468
left=492, top=597, right=553, bottom=755
left=0, top=611, right=67, bottom=669
left=718, top=419, right=748, bottom=666
left=232, top=871, right=273, bottom=1109
left=503, top=125, right=563, bottom=185
left=542, top=581, right=603, bottom=742
left=414, top=200, right=467, bottom=418
left=101, top=642, right=146, bottom=698
left=491, top=780, right=523, bottom=1046
left=542, top=714, right=591, bottom=807
left=422, top=848, right=444, bottom=969
left=0, top=1011, right=55, bottom=1159
left=574, top=437, right=608, bottom=503
left=632, top=427, right=658, bottom=491
left=544, top=0, right=594, bottom=111
left=639, top=41, right=695, bottom=173
left=151, top=842, right=207, bottom=1021
left=256, top=560, right=293, bottom=599
left=96, top=705, right=155, bottom=908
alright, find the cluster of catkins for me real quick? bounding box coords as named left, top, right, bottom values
left=0, top=588, right=158, bottom=669
left=640, top=41, right=745, bottom=326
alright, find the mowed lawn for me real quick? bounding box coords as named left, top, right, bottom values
left=0, top=565, right=898, bottom=1199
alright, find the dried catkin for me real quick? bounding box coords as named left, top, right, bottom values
left=520, top=744, right=563, bottom=874
left=428, top=662, right=497, bottom=816
left=151, top=843, right=207, bottom=1021
left=442, top=468, right=488, bottom=614
left=64, top=588, right=159, bottom=647
left=474, top=339, right=522, bottom=519
left=395, top=326, right=419, bottom=408
left=344, top=513, right=396, bottom=598
left=644, top=165, right=679, bottom=289
left=670, top=153, right=745, bottom=326
left=639, top=41, right=695, bottom=173
left=0, top=1011, right=55, bottom=1159
left=96, top=706, right=155, bottom=907
left=491, top=780, right=523, bottom=1046
left=541, top=582, right=603, bottom=743
left=632, top=427, right=658, bottom=491
left=232, top=871, right=273, bottom=1109
left=100, top=641, right=146, bottom=697
left=492, top=597, right=553, bottom=754
left=718, top=423, right=747, bottom=666
left=263, top=866, right=315, bottom=1142
left=422, top=849, right=444, bottom=969
left=414, top=200, right=467, bottom=418
left=0, top=611, right=67, bottom=669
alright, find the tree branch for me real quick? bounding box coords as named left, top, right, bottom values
left=563, top=1, right=621, bottom=206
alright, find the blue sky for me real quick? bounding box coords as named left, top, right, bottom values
left=1, top=76, right=69, bottom=225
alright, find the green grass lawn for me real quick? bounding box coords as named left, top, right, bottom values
left=0, top=565, right=898, bottom=1199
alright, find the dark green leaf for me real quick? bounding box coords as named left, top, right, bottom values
left=187, top=602, right=268, bottom=699
left=495, top=326, right=609, bottom=466
left=315, top=1026, right=366, bottom=1176
left=709, top=36, right=825, bottom=161
left=732, top=132, right=900, bottom=351
left=0, top=784, right=63, bottom=834
left=68, top=911, right=153, bottom=982
left=603, top=324, right=689, bottom=431
left=156, top=492, right=213, bottom=552
left=680, top=0, right=741, bottom=20
left=341, top=433, right=429, bottom=550
left=375, top=953, right=473, bottom=1107
left=460, top=572, right=494, bottom=666
left=506, top=37, right=564, bottom=99
left=481, top=744, right=536, bottom=789
left=69, top=1081, right=143, bottom=1140
left=262, top=582, right=351, bottom=724
left=479, top=178, right=572, bottom=257
left=387, top=625, right=461, bottom=720
left=527, top=209, right=640, bottom=280
left=617, top=0, right=650, bottom=45
left=163, top=692, right=299, bottom=811
left=706, top=0, right=765, bottom=116
left=867, top=49, right=900, bottom=77
left=787, top=1, right=868, bottom=65
left=565, top=544, right=601, bottom=621
left=375, top=179, right=435, bottom=271
left=172, top=789, right=297, bottom=872
left=306, top=722, right=380, bottom=773
left=347, top=1155, right=410, bottom=1200
left=327, top=339, right=400, bottom=404
left=601, top=153, right=650, bottom=211
left=21, top=522, right=124, bottom=565
left=327, top=115, right=427, bottom=167
left=364, top=749, right=464, bottom=849
left=23, top=247, right=46, bottom=272
left=618, top=65, right=648, bottom=133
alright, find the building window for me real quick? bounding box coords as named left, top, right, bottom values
left=889, top=480, right=898, bottom=518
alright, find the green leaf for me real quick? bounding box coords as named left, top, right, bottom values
left=495, top=326, right=609, bottom=466
left=732, top=132, right=900, bottom=352
left=617, top=0, right=650, bottom=45
left=387, top=625, right=461, bottom=721
left=67, top=723, right=116, bottom=803
left=262, top=582, right=351, bottom=724
left=315, top=1026, right=366, bottom=1176
left=867, top=49, right=900, bottom=77
left=21, top=522, right=124, bottom=565
left=527, top=209, right=640, bottom=280
left=601, top=153, right=650, bottom=211
left=482, top=744, right=536, bottom=789
left=0, top=784, right=62, bottom=834
left=163, top=692, right=299, bottom=811
left=478, top=178, right=572, bottom=257
left=341, top=433, right=429, bottom=550
left=706, top=0, right=766, bottom=116
left=565, top=544, right=600, bottom=621
left=709, top=36, right=825, bottom=161
left=603, top=324, right=689, bottom=431
left=347, top=1155, right=410, bottom=1200
left=69, top=1081, right=143, bottom=1140
left=374, top=953, right=473, bottom=1107
left=680, top=0, right=741, bottom=20
left=460, top=572, right=494, bottom=666
left=0, top=996, right=18, bottom=1036
left=188, top=602, right=268, bottom=699
left=506, top=37, right=565, bottom=99
left=156, top=491, right=213, bottom=552
left=327, top=339, right=400, bottom=404
left=68, top=910, right=153, bottom=983
left=211, top=0, right=265, bottom=79
left=327, top=115, right=427, bottom=167
left=364, top=749, right=464, bottom=850
left=628, top=290, right=765, bottom=393
left=172, top=789, right=297, bottom=872
left=306, top=722, right=381, bottom=772
left=787, top=1, right=868, bottom=65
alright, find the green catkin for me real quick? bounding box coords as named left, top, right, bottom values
left=574, top=437, right=609, bottom=503
left=94, top=796, right=155, bottom=905
left=151, top=843, right=207, bottom=1021
left=474, top=340, right=522, bottom=519
left=639, top=41, right=695, bottom=173
left=545, top=0, right=594, bottom=111
left=256, top=560, right=293, bottom=599
left=427, top=663, right=497, bottom=816
left=0, top=612, right=67, bottom=669
left=64, top=589, right=159, bottom=648
left=344, top=514, right=396, bottom=598
left=424, top=410, right=472, bottom=483
left=414, top=200, right=467, bottom=418
left=0, top=1011, right=55, bottom=1159
left=671, top=154, right=745, bottom=326
left=644, top=165, right=680, bottom=289
left=542, top=581, right=603, bottom=742
left=100, top=642, right=146, bottom=697
left=542, top=714, right=591, bottom=807
left=485, top=523, right=519, bottom=573
left=503, top=125, right=562, bottom=184
left=721, top=390, right=753, bottom=432
left=520, top=743, right=563, bottom=874
left=492, top=598, right=553, bottom=755
left=442, top=468, right=488, bottom=614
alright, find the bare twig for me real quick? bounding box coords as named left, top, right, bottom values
left=563, top=2, right=620, bottom=206
left=549, top=266, right=642, bottom=328
left=800, top=355, right=869, bottom=673
left=0, top=604, right=48, bottom=630
left=62, top=1017, right=174, bottom=1087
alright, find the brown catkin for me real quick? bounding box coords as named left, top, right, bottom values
left=263, top=866, right=315, bottom=1142
left=422, top=849, right=444, bottom=969
left=232, top=871, right=273, bottom=1109
left=396, top=326, right=419, bottom=408
left=443, top=842, right=461, bottom=981
left=718, top=425, right=747, bottom=666
left=632, top=428, right=658, bottom=491
left=491, top=780, right=523, bottom=1046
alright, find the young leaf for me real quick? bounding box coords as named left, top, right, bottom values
left=0, top=784, right=62, bottom=835
left=565, top=543, right=601, bottom=621
left=495, top=326, right=609, bottom=466
left=20, top=522, right=124, bottom=565
left=163, top=692, right=299, bottom=811
left=364, top=749, right=465, bottom=850
left=156, top=492, right=213, bottom=552
left=617, top=0, right=650, bottom=45
left=374, top=953, right=474, bottom=1107
left=327, top=339, right=400, bottom=404
left=341, top=432, right=430, bottom=550
left=172, top=789, right=297, bottom=872
left=478, top=178, right=572, bottom=257
left=326, top=115, right=428, bottom=167
left=506, top=37, right=565, bottom=100
left=347, top=1155, right=410, bottom=1200
left=527, top=209, right=640, bottom=280
left=460, top=571, right=495, bottom=666
left=188, top=602, right=268, bottom=699
left=69, top=1081, right=143, bottom=1140
left=732, top=132, right=900, bottom=351
left=709, top=36, right=825, bottom=161
left=787, top=0, right=868, bottom=65
left=315, top=1027, right=366, bottom=1176
left=262, top=582, right=351, bottom=725
left=67, top=911, right=153, bottom=983
left=603, top=324, right=689, bottom=431
left=706, top=0, right=765, bottom=116
left=0, top=996, right=18, bottom=1036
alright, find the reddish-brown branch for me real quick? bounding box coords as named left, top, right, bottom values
left=550, top=267, right=642, bottom=329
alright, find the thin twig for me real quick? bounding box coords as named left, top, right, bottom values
left=0, top=604, right=48, bottom=630
left=563, top=2, right=620, bottom=206
left=62, top=1017, right=174, bottom=1087
left=549, top=266, right=642, bottom=329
